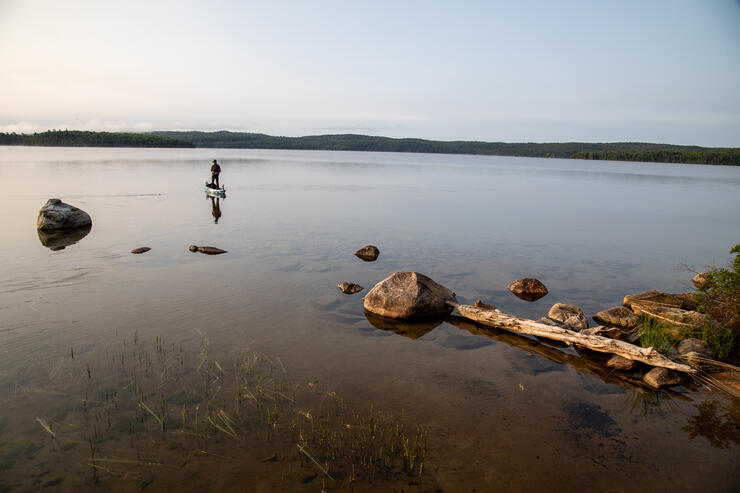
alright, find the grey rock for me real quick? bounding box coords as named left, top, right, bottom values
left=643, top=367, right=682, bottom=388
left=355, top=245, right=380, bottom=261
left=677, top=338, right=713, bottom=358
left=547, top=303, right=588, bottom=331
left=605, top=355, right=637, bottom=371
left=507, top=278, right=548, bottom=302
left=36, top=199, right=92, bottom=231
left=337, top=282, right=364, bottom=294
left=363, top=271, right=456, bottom=319
left=131, top=247, right=151, bottom=254
left=593, top=306, right=639, bottom=330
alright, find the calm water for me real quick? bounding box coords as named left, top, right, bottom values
left=0, top=146, right=739, bottom=492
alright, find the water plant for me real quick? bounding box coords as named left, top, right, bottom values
left=636, top=315, right=669, bottom=351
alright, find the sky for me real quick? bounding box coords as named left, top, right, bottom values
left=1, top=0, right=739, bottom=146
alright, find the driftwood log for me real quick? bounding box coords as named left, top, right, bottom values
left=452, top=303, right=694, bottom=373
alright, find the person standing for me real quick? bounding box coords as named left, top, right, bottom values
left=210, top=159, right=221, bottom=187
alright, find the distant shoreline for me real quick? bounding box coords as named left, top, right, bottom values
left=2, top=130, right=738, bottom=165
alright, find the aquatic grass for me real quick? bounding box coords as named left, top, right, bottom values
left=636, top=315, right=669, bottom=351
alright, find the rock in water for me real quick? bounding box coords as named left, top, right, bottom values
left=188, top=245, right=199, bottom=252
left=643, top=367, right=681, bottom=388
left=338, top=282, right=364, bottom=294
left=197, top=246, right=227, bottom=255
left=623, top=290, right=697, bottom=310
left=593, top=306, right=639, bottom=330
left=354, top=245, right=380, bottom=262
left=605, top=354, right=637, bottom=371
left=507, top=278, right=548, bottom=301
left=131, top=247, right=151, bottom=254
left=547, top=303, right=588, bottom=330
left=37, top=199, right=92, bottom=231
left=363, top=271, right=457, bottom=319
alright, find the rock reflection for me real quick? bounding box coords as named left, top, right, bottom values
left=683, top=398, right=740, bottom=449
left=364, top=310, right=444, bottom=339
left=37, top=224, right=91, bottom=250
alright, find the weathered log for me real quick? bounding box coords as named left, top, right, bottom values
left=452, top=303, right=694, bottom=373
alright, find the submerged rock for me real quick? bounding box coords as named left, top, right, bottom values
left=188, top=245, right=227, bottom=255
left=363, top=271, right=456, bottom=319
left=354, top=245, right=380, bottom=262
left=593, top=306, right=639, bottom=330
left=547, top=303, right=588, bottom=331
left=337, top=282, right=364, bottom=294
left=507, top=278, right=548, bottom=301
left=643, top=367, right=682, bottom=388
left=131, top=247, right=151, bottom=254
left=37, top=224, right=91, bottom=251
left=37, top=199, right=92, bottom=231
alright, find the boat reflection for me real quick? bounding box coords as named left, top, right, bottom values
left=37, top=224, right=92, bottom=251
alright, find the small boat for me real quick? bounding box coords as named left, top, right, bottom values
left=205, top=182, right=226, bottom=197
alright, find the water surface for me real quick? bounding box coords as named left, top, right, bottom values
left=0, top=146, right=738, bottom=491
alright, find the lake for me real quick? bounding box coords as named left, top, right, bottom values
left=1, top=146, right=738, bottom=492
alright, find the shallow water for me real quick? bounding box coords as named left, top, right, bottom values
left=0, top=146, right=739, bottom=491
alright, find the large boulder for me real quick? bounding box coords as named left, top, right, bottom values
left=508, top=278, right=548, bottom=302
left=36, top=199, right=92, bottom=231
left=547, top=303, right=588, bottom=331
left=363, top=271, right=456, bottom=319
left=593, top=306, right=639, bottom=330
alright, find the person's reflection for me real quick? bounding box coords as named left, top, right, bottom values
left=211, top=197, right=222, bottom=223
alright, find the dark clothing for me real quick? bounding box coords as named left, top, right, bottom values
left=210, top=162, right=221, bottom=187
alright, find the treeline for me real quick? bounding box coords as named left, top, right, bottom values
left=151, top=130, right=709, bottom=159
left=2, top=129, right=738, bottom=165
left=572, top=149, right=740, bottom=166
left=0, top=130, right=194, bottom=148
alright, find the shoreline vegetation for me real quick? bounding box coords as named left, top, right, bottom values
left=1, top=129, right=738, bottom=165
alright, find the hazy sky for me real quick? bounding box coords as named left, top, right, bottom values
left=1, top=0, right=739, bottom=145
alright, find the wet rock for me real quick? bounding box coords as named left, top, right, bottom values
left=630, top=304, right=707, bottom=329
left=692, top=271, right=712, bottom=290
left=37, top=224, right=91, bottom=250
left=623, top=289, right=697, bottom=311
left=643, top=367, right=682, bottom=388
left=130, top=247, right=151, bottom=254
left=337, top=282, right=364, bottom=294
left=593, top=306, right=639, bottom=330
left=354, top=245, right=379, bottom=261
left=547, top=303, right=588, bottom=331
left=537, top=316, right=566, bottom=328
left=507, top=278, right=548, bottom=301
left=37, top=199, right=92, bottom=231
left=363, top=271, right=456, bottom=319
left=677, top=338, right=713, bottom=358
left=189, top=245, right=227, bottom=255
left=605, top=355, right=637, bottom=371
left=474, top=299, right=496, bottom=309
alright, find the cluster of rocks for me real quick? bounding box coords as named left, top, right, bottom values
left=336, top=245, right=380, bottom=295
left=36, top=199, right=228, bottom=256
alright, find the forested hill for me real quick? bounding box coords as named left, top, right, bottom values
left=0, top=130, right=194, bottom=148
left=151, top=131, right=708, bottom=158
left=2, top=130, right=738, bottom=164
